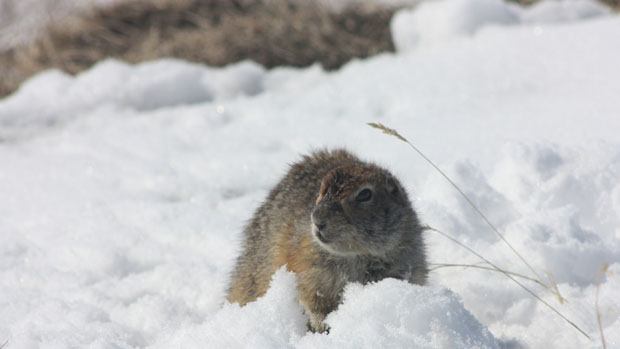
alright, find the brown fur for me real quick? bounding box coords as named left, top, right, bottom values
left=226, top=149, right=427, bottom=332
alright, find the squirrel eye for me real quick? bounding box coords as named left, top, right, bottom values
left=355, top=188, right=372, bottom=202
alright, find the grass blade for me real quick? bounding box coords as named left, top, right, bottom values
left=426, top=225, right=590, bottom=340
left=429, top=263, right=547, bottom=288
left=596, top=263, right=609, bottom=349
left=368, top=122, right=545, bottom=285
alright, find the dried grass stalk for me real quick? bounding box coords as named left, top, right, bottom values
left=369, top=121, right=591, bottom=340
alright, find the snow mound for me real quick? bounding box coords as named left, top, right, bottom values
left=0, top=59, right=265, bottom=140
left=151, top=268, right=498, bottom=348
left=520, top=0, right=610, bottom=23
left=156, top=271, right=499, bottom=348
left=391, top=0, right=609, bottom=51
left=154, top=268, right=307, bottom=349
left=391, top=0, right=519, bottom=51
left=419, top=142, right=620, bottom=347
left=299, top=279, right=499, bottom=349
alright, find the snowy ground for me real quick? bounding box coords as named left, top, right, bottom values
left=1, top=0, right=619, bottom=348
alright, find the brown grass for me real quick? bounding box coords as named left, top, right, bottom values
left=0, top=0, right=397, bottom=98
left=2, top=0, right=618, bottom=98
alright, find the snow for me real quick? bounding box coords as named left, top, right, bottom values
left=391, top=0, right=519, bottom=51
left=298, top=279, right=498, bottom=348
left=519, top=0, right=611, bottom=23
left=154, top=269, right=307, bottom=349
left=154, top=270, right=498, bottom=349
left=391, top=0, right=610, bottom=51
left=1, top=0, right=620, bottom=348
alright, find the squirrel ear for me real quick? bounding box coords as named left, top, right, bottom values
left=386, top=176, right=399, bottom=196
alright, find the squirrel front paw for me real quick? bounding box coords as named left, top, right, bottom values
left=307, top=312, right=330, bottom=333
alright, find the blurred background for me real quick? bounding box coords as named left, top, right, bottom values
left=1, top=0, right=615, bottom=99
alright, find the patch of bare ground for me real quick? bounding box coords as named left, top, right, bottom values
left=0, top=0, right=397, bottom=98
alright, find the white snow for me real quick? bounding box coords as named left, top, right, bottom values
left=391, top=0, right=519, bottom=51
left=298, top=280, right=499, bottom=348
left=519, top=0, right=611, bottom=23
left=153, top=269, right=308, bottom=349
left=391, top=0, right=610, bottom=51
left=154, top=270, right=498, bottom=349
left=1, top=0, right=620, bottom=348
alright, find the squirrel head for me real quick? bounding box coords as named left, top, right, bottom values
left=311, top=163, right=414, bottom=257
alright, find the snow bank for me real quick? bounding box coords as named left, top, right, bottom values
left=1, top=1, right=620, bottom=348
left=0, top=59, right=265, bottom=140
left=391, top=0, right=610, bottom=51
left=489, top=143, right=620, bottom=286
left=419, top=142, right=620, bottom=347
left=391, top=0, right=518, bottom=51
left=299, top=280, right=498, bottom=348
left=154, top=269, right=307, bottom=349
left=155, top=270, right=499, bottom=349
left=519, top=0, right=610, bottom=23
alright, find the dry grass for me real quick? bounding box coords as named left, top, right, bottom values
left=0, top=0, right=397, bottom=98
left=429, top=262, right=548, bottom=287
left=368, top=122, right=545, bottom=284
left=1, top=0, right=618, bottom=98
left=596, top=263, right=610, bottom=349
left=368, top=121, right=591, bottom=340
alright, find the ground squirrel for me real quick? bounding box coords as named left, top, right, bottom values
left=226, top=149, right=428, bottom=332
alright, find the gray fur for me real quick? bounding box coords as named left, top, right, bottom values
left=226, top=149, right=428, bottom=332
